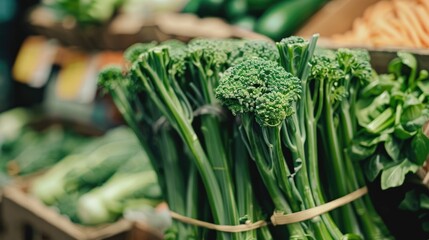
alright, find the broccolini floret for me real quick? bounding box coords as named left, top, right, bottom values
left=229, top=40, right=279, bottom=66
left=124, top=42, right=158, bottom=63
left=336, top=48, right=372, bottom=82
left=216, top=58, right=301, bottom=126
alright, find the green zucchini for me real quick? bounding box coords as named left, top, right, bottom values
left=255, top=0, right=325, bottom=41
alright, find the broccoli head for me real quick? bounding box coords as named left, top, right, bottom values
left=160, top=40, right=188, bottom=77
left=216, top=58, right=301, bottom=127
left=336, top=48, right=372, bottom=82
left=229, top=40, right=279, bottom=66
left=277, top=36, right=310, bottom=77
left=98, top=65, right=124, bottom=91
left=310, top=54, right=347, bottom=103
left=188, top=39, right=229, bottom=73
left=124, top=42, right=158, bottom=63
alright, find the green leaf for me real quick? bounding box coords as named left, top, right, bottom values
left=356, top=91, right=390, bottom=127
left=398, top=52, right=418, bottom=89
left=387, top=58, right=402, bottom=77
left=409, top=129, right=429, bottom=165
left=404, top=108, right=429, bottom=132
left=417, top=69, right=428, bottom=82
left=417, top=80, right=429, bottom=95
left=342, top=233, right=363, bottom=240
left=384, top=136, right=401, bottom=161
left=366, top=108, right=395, bottom=134
left=364, top=154, right=390, bottom=182
left=360, top=133, right=390, bottom=147
left=381, top=159, right=419, bottom=190
left=398, top=52, right=417, bottom=72
left=422, top=221, right=429, bottom=232
left=399, top=190, right=419, bottom=211
left=420, top=194, right=429, bottom=210
left=349, top=141, right=377, bottom=161
left=394, top=124, right=416, bottom=140
left=401, top=102, right=424, bottom=125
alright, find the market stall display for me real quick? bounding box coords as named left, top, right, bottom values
left=98, top=36, right=429, bottom=239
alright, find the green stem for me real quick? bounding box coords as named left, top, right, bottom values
left=340, top=106, right=391, bottom=239
left=201, top=116, right=240, bottom=240
left=139, top=57, right=230, bottom=239
left=234, top=130, right=258, bottom=240
left=322, top=87, right=361, bottom=235
left=263, top=126, right=302, bottom=213
left=241, top=117, right=308, bottom=239
left=186, top=164, right=200, bottom=238
left=305, top=88, right=343, bottom=239
left=287, top=114, right=331, bottom=239
left=158, top=129, right=192, bottom=239
left=194, top=63, right=240, bottom=238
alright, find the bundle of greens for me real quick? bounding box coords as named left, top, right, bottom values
left=30, top=127, right=162, bottom=225
left=43, top=0, right=124, bottom=25
left=349, top=52, right=429, bottom=234
left=98, top=36, right=427, bottom=239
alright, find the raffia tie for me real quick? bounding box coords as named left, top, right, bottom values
left=170, top=187, right=368, bottom=233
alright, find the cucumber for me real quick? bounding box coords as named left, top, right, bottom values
left=255, top=0, right=325, bottom=41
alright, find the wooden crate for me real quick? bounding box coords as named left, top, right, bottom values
left=1, top=184, right=132, bottom=240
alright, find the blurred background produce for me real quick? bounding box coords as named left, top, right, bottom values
left=331, top=0, right=429, bottom=48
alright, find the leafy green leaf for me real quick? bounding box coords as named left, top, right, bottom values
left=420, top=194, right=429, bottom=210
left=417, top=80, right=429, bottom=95
left=366, top=108, right=395, bottom=134
left=394, top=124, right=416, bottom=140
left=409, top=129, right=429, bottom=165
left=404, top=108, right=429, bottom=132
left=422, top=220, right=429, bottom=232
left=356, top=91, right=390, bottom=127
left=342, top=233, right=363, bottom=240
left=398, top=52, right=417, bottom=73
left=360, top=133, right=390, bottom=147
left=417, top=69, right=428, bottom=82
left=364, top=154, right=390, bottom=182
left=349, top=141, right=377, bottom=161
left=399, top=190, right=419, bottom=211
left=387, top=58, right=402, bottom=77
left=381, top=159, right=419, bottom=190
left=384, top=136, right=401, bottom=161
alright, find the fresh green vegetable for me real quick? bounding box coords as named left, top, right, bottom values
left=255, top=0, right=325, bottom=41
left=350, top=52, right=429, bottom=234
left=311, top=48, right=391, bottom=239
left=98, top=37, right=407, bottom=239
left=44, top=0, right=124, bottom=25
left=217, top=57, right=310, bottom=238
left=30, top=127, right=138, bottom=205
left=77, top=150, right=161, bottom=225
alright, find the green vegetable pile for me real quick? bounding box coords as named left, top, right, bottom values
left=98, top=36, right=429, bottom=239
left=42, top=0, right=124, bottom=25
left=0, top=110, right=90, bottom=179
left=182, top=0, right=326, bottom=40
left=29, top=126, right=162, bottom=225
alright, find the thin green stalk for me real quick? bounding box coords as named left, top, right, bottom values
left=305, top=86, right=343, bottom=239
left=287, top=114, right=332, bottom=239
left=158, top=129, right=192, bottom=239
left=241, top=117, right=309, bottom=239
left=234, top=128, right=259, bottom=240
left=321, top=88, right=362, bottom=235
left=186, top=164, right=200, bottom=239
left=192, top=63, right=241, bottom=238
left=137, top=51, right=231, bottom=240
left=339, top=106, right=391, bottom=239
left=201, top=116, right=240, bottom=240
left=263, top=126, right=302, bottom=213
